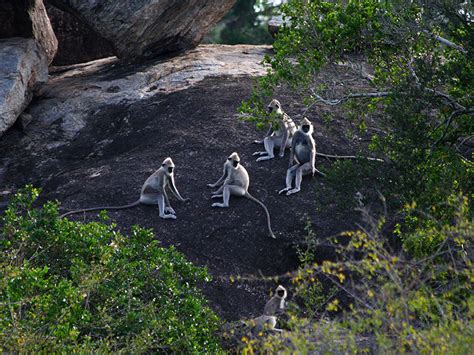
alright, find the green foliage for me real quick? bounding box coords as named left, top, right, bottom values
left=206, top=0, right=275, bottom=44
left=235, top=1, right=473, bottom=352
left=0, top=186, right=222, bottom=353
left=240, top=0, right=473, bottom=215
left=241, top=194, right=473, bottom=353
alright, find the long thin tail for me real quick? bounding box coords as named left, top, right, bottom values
left=246, top=193, right=276, bottom=238
left=317, top=152, right=384, bottom=162
left=314, top=168, right=326, bottom=177
left=60, top=200, right=141, bottom=218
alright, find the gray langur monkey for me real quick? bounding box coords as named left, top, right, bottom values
left=279, top=117, right=326, bottom=196
left=207, top=152, right=276, bottom=238
left=252, top=99, right=297, bottom=162
left=250, top=285, right=288, bottom=334
left=263, top=285, right=287, bottom=316
left=60, top=157, right=189, bottom=219
left=250, top=315, right=281, bottom=334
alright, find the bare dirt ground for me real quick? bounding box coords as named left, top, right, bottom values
left=0, top=70, right=371, bottom=321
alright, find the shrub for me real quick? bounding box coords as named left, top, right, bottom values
left=0, top=186, right=222, bottom=353
left=241, top=194, right=473, bottom=353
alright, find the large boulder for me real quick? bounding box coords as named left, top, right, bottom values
left=44, top=1, right=115, bottom=66
left=0, top=38, right=48, bottom=137
left=47, top=0, right=237, bottom=61
left=0, top=0, right=58, bottom=64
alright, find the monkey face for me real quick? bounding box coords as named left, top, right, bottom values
left=227, top=157, right=239, bottom=168
left=275, top=285, right=287, bottom=299
left=227, top=152, right=240, bottom=169
left=302, top=125, right=310, bottom=133
left=267, top=99, right=281, bottom=113
left=161, top=157, right=175, bottom=175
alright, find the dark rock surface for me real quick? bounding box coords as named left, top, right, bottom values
left=44, top=0, right=114, bottom=66
left=0, top=38, right=48, bottom=137
left=0, top=45, right=366, bottom=320
left=0, top=0, right=57, bottom=64
left=47, top=0, right=237, bottom=61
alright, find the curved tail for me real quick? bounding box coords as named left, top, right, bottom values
left=246, top=192, right=276, bottom=238
left=60, top=200, right=141, bottom=218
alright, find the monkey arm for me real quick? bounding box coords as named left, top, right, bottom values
left=168, top=176, right=188, bottom=202
left=310, top=141, right=317, bottom=175
left=212, top=175, right=232, bottom=194
left=265, top=122, right=273, bottom=137
left=288, top=142, right=295, bottom=168
left=279, top=129, right=289, bottom=157
left=163, top=189, right=171, bottom=207
left=207, top=167, right=227, bottom=187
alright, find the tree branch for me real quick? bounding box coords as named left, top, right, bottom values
left=317, top=152, right=384, bottom=162
left=309, top=91, right=391, bottom=106
left=431, top=109, right=474, bottom=150
left=423, top=30, right=467, bottom=53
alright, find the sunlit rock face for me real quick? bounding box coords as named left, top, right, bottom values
left=0, top=0, right=58, bottom=64
left=47, top=0, right=237, bottom=62
left=0, top=38, right=48, bottom=137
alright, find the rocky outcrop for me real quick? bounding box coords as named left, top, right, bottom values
left=0, top=38, right=48, bottom=137
left=47, top=0, right=237, bottom=61
left=19, top=45, right=270, bottom=146
left=44, top=1, right=114, bottom=66
left=0, top=0, right=58, bottom=64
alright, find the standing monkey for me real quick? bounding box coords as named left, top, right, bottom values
left=279, top=117, right=325, bottom=196
left=252, top=99, right=297, bottom=162
left=60, top=157, right=189, bottom=219
left=207, top=152, right=276, bottom=238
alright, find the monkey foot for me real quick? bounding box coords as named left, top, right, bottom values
left=165, top=207, right=176, bottom=214
left=211, top=194, right=223, bottom=199
left=206, top=183, right=216, bottom=188
left=160, top=213, right=177, bottom=219
left=256, top=155, right=274, bottom=162
left=278, top=187, right=291, bottom=195
left=286, top=188, right=300, bottom=196
left=212, top=203, right=228, bottom=208
left=252, top=151, right=266, bottom=156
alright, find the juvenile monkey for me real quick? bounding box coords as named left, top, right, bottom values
left=250, top=285, right=288, bottom=334
left=60, top=157, right=188, bottom=219
left=263, top=285, right=287, bottom=316
left=279, top=117, right=325, bottom=196
left=207, top=152, right=276, bottom=238
left=252, top=99, right=297, bottom=162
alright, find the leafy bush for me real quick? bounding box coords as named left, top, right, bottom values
left=240, top=194, right=473, bottom=353
left=240, top=0, right=473, bottom=216
left=206, top=0, right=275, bottom=45
left=0, top=186, right=222, bottom=353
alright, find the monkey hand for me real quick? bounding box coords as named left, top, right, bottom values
left=279, top=152, right=285, bottom=158
left=165, top=206, right=176, bottom=214
left=206, top=183, right=216, bottom=188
